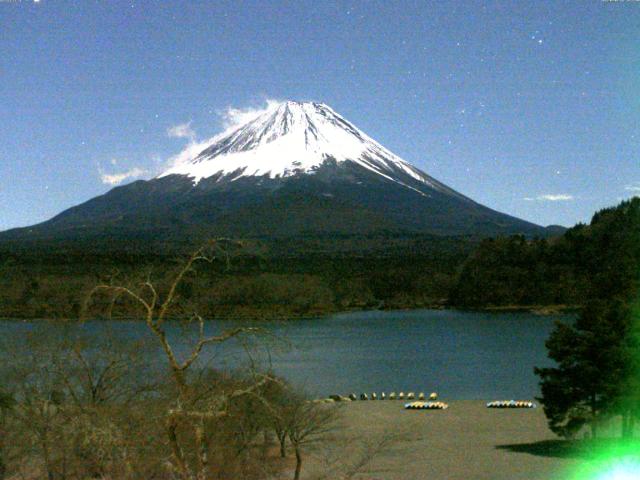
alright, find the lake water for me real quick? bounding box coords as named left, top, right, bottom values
left=0, top=309, right=571, bottom=400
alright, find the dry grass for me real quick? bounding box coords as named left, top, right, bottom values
left=302, top=400, right=583, bottom=480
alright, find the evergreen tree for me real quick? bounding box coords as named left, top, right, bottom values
left=536, top=198, right=640, bottom=439
left=535, top=299, right=630, bottom=438
left=616, top=296, right=640, bottom=439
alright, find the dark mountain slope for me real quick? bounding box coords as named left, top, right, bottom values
left=0, top=101, right=554, bottom=249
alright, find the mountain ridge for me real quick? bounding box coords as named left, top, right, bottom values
left=160, top=101, right=463, bottom=199
left=0, top=101, right=557, bottom=247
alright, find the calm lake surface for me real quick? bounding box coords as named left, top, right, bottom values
left=0, top=309, right=572, bottom=400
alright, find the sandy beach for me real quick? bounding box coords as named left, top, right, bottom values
left=304, top=400, right=583, bottom=480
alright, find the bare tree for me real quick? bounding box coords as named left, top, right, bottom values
left=0, top=324, right=155, bottom=480
left=257, top=378, right=294, bottom=459
left=6, top=349, right=68, bottom=480
left=311, top=431, right=402, bottom=480
left=0, top=388, right=14, bottom=480
left=84, top=240, right=276, bottom=480
left=286, top=400, right=339, bottom=480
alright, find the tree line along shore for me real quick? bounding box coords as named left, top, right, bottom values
left=0, top=198, right=637, bottom=321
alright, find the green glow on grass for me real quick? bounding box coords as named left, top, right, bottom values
left=595, top=460, right=640, bottom=480
left=573, top=290, right=640, bottom=479
left=568, top=287, right=640, bottom=480
left=567, top=442, right=640, bottom=480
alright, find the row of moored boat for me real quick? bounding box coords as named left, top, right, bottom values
left=486, top=400, right=536, bottom=409
left=328, top=392, right=439, bottom=402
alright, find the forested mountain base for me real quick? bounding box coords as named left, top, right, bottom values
left=0, top=198, right=637, bottom=320
left=0, top=235, right=472, bottom=319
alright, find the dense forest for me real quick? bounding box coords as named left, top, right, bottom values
left=0, top=198, right=637, bottom=320
left=532, top=198, right=640, bottom=439
left=0, top=234, right=472, bottom=319
left=450, top=197, right=640, bottom=308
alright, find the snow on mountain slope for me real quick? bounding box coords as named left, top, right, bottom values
left=159, top=101, right=450, bottom=196
left=0, top=101, right=550, bottom=243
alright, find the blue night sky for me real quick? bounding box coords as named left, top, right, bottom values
left=1, top=0, right=639, bottom=230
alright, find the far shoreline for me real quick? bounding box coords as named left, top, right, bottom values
left=0, top=303, right=580, bottom=322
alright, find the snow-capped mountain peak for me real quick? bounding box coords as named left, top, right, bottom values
left=3, top=101, right=547, bottom=242
left=159, top=101, right=444, bottom=194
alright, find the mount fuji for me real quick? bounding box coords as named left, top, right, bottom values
left=1, top=101, right=552, bottom=247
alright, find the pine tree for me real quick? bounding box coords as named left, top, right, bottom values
left=536, top=198, right=640, bottom=439
left=535, top=300, right=630, bottom=438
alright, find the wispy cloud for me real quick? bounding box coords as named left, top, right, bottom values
left=524, top=194, right=574, bottom=202
left=167, top=121, right=196, bottom=142
left=625, top=182, right=640, bottom=192
left=99, top=166, right=146, bottom=186
left=218, top=98, right=282, bottom=130
left=98, top=99, right=281, bottom=186
left=165, top=98, right=282, bottom=171
left=165, top=139, right=218, bottom=171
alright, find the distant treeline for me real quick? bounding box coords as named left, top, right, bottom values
left=0, top=235, right=472, bottom=319
left=451, top=198, right=640, bottom=308
left=0, top=198, right=637, bottom=319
